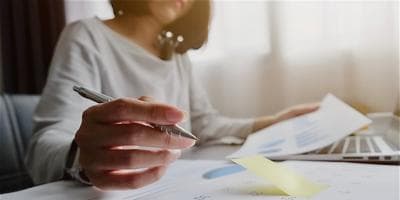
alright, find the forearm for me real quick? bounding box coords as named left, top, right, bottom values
left=25, top=129, right=72, bottom=184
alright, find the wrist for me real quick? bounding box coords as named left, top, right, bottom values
left=65, top=140, right=91, bottom=185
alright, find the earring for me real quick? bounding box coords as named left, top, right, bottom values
left=117, top=10, right=124, bottom=16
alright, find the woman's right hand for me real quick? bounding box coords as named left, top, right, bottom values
left=74, top=97, right=195, bottom=190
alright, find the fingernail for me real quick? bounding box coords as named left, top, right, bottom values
left=165, top=109, right=183, bottom=122
left=181, top=110, right=189, bottom=122
left=170, top=149, right=182, bottom=158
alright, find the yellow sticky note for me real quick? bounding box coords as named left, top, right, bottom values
left=231, top=155, right=328, bottom=197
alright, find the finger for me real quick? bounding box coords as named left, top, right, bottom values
left=302, top=102, right=320, bottom=110
left=292, top=103, right=320, bottom=116
left=85, top=123, right=195, bottom=149
left=83, top=149, right=180, bottom=170
left=89, top=166, right=167, bottom=190
left=83, top=98, right=184, bottom=125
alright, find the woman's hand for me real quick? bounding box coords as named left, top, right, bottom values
left=253, top=103, right=320, bottom=132
left=74, top=97, right=195, bottom=190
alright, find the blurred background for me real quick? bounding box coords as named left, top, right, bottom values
left=1, top=0, right=399, bottom=117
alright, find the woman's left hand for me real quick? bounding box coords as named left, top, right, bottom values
left=252, top=103, right=320, bottom=132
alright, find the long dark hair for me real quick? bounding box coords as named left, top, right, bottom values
left=110, top=0, right=210, bottom=54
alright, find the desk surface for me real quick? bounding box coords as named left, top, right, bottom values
left=2, top=145, right=399, bottom=200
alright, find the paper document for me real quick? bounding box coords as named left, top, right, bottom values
left=1, top=160, right=232, bottom=200
left=138, top=161, right=399, bottom=200
left=232, top=155, right=328, bottom=197
left=2, top=160, right=398, bottom=200
left=229, top=94, right=371, bottom=158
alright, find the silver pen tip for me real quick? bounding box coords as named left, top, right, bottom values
left=73, top=86, right=82, bottom=92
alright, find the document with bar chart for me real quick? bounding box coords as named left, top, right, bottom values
left=228, top=94, right=372, bottom=158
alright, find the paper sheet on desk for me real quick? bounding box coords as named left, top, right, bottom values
left=138, top=161, right=399, bottom=200
left=2, top=160, right=398, bottom=200
left=0, top=160, right=232, bottom=200
left=228, top=94, right=371, bottom=158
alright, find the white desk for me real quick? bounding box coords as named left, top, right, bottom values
left=2, top=145, right=399, bottom=200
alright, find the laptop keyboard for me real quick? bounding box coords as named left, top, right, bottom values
left=312, top=135, right=398, bottom=155
left=346, top=137, right=357, bottom=153
left=369, top=137, right=381, bottom=153
left=359, top=137, right=369, bottom=153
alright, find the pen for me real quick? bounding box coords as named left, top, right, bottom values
left=73, top=86, right=199, bottom=140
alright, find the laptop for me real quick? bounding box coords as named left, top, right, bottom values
left=278, top=113, right=400, bottom=164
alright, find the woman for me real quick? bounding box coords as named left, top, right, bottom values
left=26, top=0, right=318, bottom=190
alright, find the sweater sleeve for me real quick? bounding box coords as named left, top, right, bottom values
left=25, top=21, right=101, bottom=185
left=186, top=56, right=255, bottom=143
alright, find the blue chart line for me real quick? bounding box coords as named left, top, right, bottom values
left=202, top=165, right=245, bottom=179
left=259, top=148, right=282, bottom=154
left=295, top=126, right=325, bottom=147
left=258, top=139, right=285, bottom=149
left=291, top=116, right=316, bottom=130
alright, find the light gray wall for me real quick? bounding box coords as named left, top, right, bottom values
left=194, top=1, right=399, bottom=116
